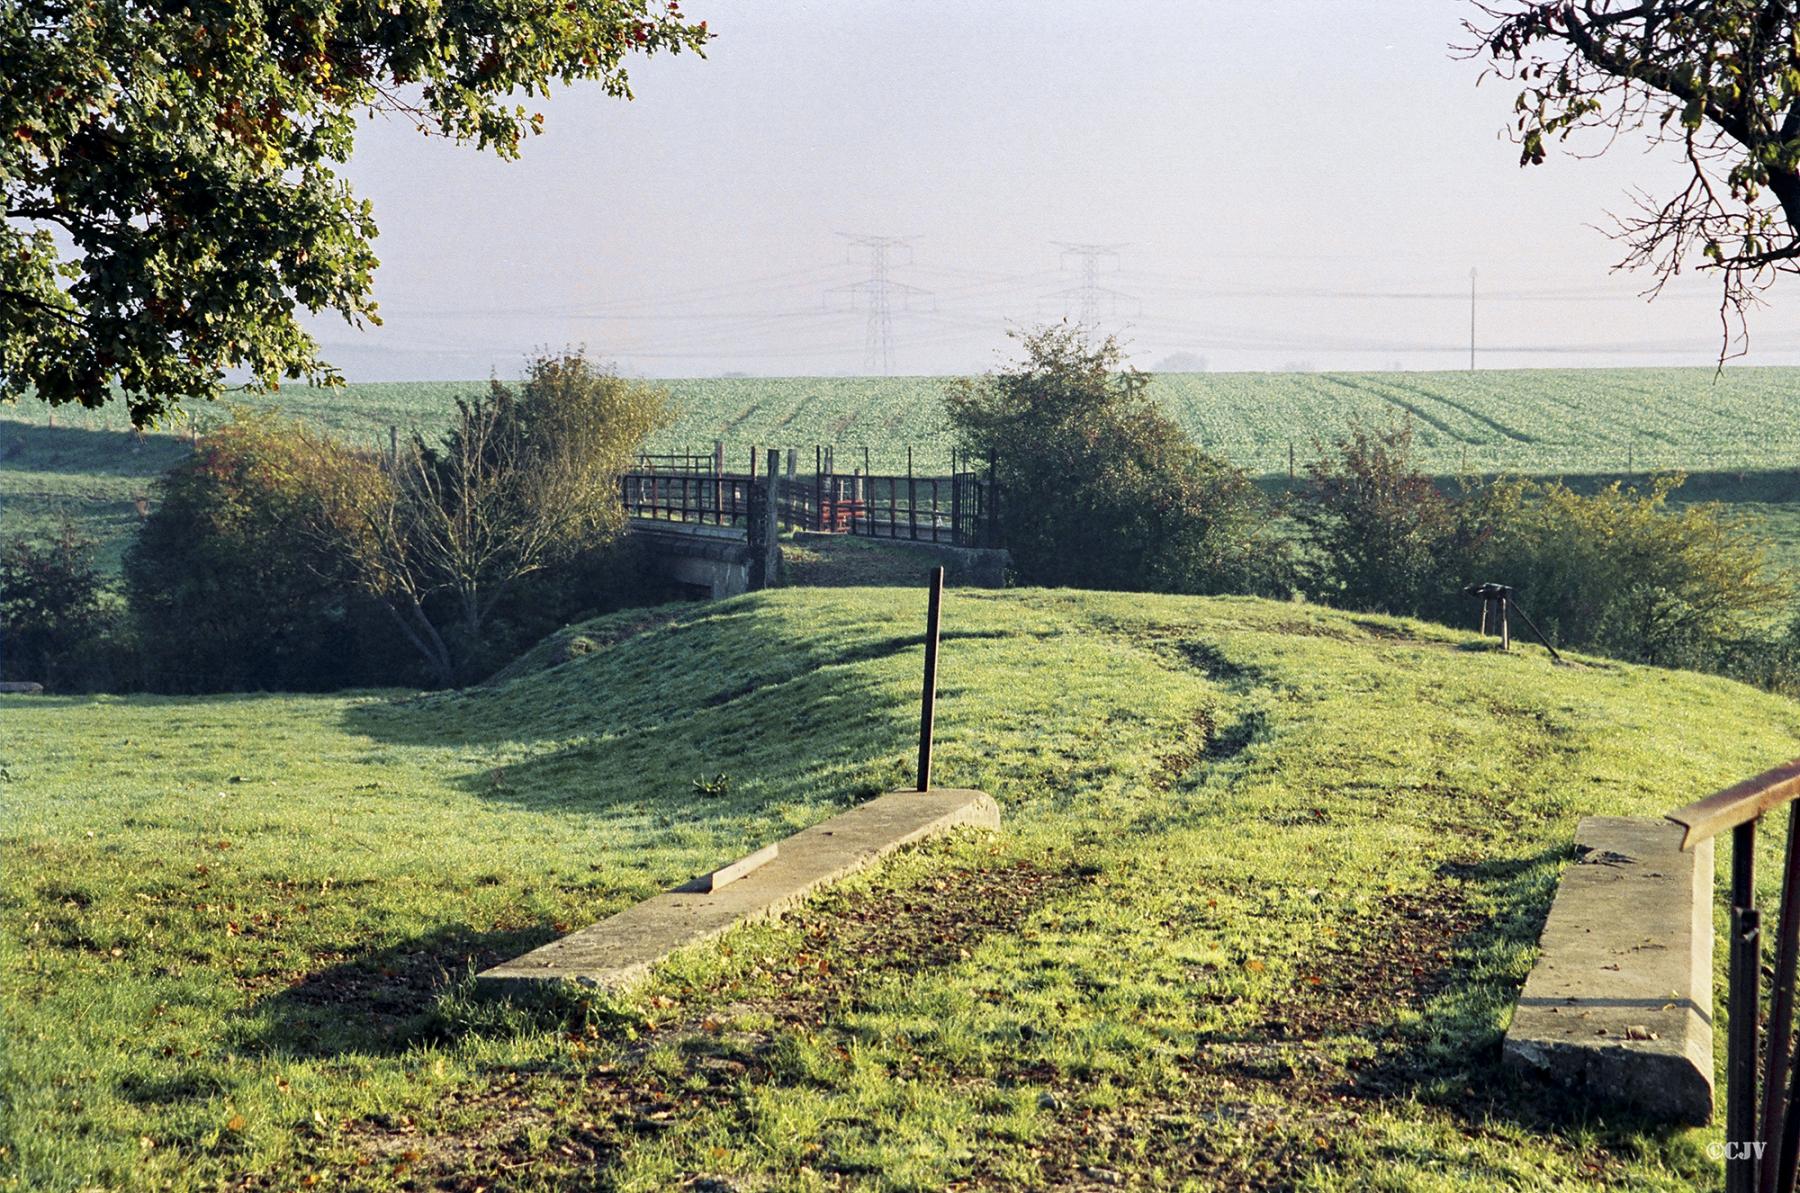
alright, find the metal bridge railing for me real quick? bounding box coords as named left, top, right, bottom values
left=1668, top=760, right=1800, bottom=1193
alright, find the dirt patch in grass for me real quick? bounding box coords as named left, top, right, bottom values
left=999, top=872, right=1643, bottom=1192
left=1266, top=890, right=1483, bottom=1055
left=989, top=884, right=1490, bottom=1191
left=320, top=859, right=1090, bottom=1189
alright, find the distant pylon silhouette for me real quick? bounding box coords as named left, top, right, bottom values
left=1051, top=241, right=1135, bottom=328
left=829, top=235, right=932, bottom=374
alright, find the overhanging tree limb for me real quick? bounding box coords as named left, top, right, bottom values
left=1467, top=1, right=1800, bottom=357
left=2, top=1, right=710, bottom=425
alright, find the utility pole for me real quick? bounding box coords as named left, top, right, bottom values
left=1469, top=266, right=1477, bottom=372
left=1051, top=242, right=1135, bottom=328
left=828, top=235, right=930, bottom=375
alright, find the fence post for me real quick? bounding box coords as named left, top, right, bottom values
left=765, top=448, right=781, bottom=584
left=985, top=450, right=1000, bottom=549
left=785, top=448, right=798, bottom=530
left=747, top=450, right=781, bottom=590
left=951, top=469, right=963, bottom=546
left=1729, top=822, right=1762, bottom=1193
left=908, top=447, right=917, bottom=541
left=917, top=566, right=944, bottom=792
left=713, top=439, right=724, bottom=520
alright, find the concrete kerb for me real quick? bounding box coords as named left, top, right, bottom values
left=475, top=788, right=1000, bottom=998
left=1501, top=815, right=1715, bottom=1125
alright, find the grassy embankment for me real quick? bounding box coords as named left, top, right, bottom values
left=5, top=586, right=1797, bottom=1190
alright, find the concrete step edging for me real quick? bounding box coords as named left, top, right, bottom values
left=1502, top=815, right=1715, bottom=1125
left=475, top=788, right=1000, bottom=998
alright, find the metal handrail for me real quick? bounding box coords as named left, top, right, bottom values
left=1667, top=760, right=1800, bottom=1193
left=1668, top=760, right=1800, bottom=849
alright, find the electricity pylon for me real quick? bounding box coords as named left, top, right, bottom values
left=1051, top=241, right=1136, bottom=327
left=828, top=235, right=931, bottom=374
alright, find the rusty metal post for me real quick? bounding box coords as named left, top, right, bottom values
left=1760, top=808, right=1800, bottom=1193
left=1731, top=820, right=1764, bottom=1193
left=917, top=567, right=944, bottom=793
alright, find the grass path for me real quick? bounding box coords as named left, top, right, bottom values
left=5, top=589, right=1799, bottom=1189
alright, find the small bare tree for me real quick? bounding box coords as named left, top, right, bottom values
left=1467, top=3, right=1800, bottom=355
left=321, top=349, right=669, bottom=686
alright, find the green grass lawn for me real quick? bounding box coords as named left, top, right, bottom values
left=5, top=587, right=1797, bottom=1190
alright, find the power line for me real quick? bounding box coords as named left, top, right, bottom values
left=827, top=235, right=932, bottom=374
left=1051, top=242, right=1136, bottom=327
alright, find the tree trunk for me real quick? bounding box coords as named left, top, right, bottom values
left=382, top=598, right=456, bottom=689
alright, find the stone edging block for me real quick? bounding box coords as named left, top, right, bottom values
left=475, top=788, right=999, bottom=997
left=1502, top=815, right=1714, bottom=1124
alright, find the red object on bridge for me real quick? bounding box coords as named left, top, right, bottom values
left=820, top=498, right=865, bottom=533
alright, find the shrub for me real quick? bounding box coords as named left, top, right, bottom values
left=324, top=349, right=672, bottom=686
left=125, top=410, right=406, bottom=691
left=1295, top=419, right=1459, bottom=615
left=1295, top=420, right=1792, bottom=674
left=1469, top=475, right=1790, bottom=670
left=946, top=325, right=1288, bottom=594
left=0, top=517, right=108, bottom=689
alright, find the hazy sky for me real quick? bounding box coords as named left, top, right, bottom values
left=309, top=0, right=1800, bottom=379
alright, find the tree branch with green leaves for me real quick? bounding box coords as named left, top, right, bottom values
left=1, top=0, right=708, bottom=425
left=1465, top=1, right=1800, bottom=357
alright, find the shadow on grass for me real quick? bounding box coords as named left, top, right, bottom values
left=0, top=420, right=189, bottom=477
left=1348, top=839, right=1696, bottom=1146
left=340, top=613, right=1008, bottom=759
left=244, top=923, right=560, bottom=1059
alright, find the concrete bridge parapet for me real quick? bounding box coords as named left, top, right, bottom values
left=629, top=519, right=753, bottom=598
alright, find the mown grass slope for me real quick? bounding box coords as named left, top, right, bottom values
left=4, top=588, right=1796, bottom=1190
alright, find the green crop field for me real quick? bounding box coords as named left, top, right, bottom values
left=5, top=587, right=1795, bottom=1190
left=11, top=365, right=1800, bottom=475
left=9, top=366, right=1800, bottom=576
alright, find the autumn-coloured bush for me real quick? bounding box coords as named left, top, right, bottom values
left=125, top=410, right=405, bottom=691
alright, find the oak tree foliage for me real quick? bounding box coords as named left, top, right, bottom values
left=2, top=0, right=708, bottom=424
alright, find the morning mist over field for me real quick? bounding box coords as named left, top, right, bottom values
left=311, top=1, right=1800, bottom=381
